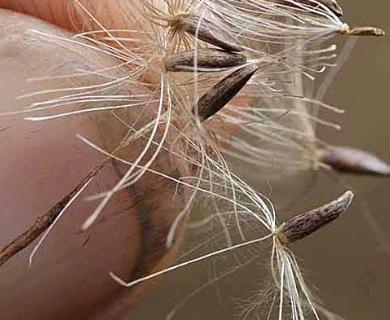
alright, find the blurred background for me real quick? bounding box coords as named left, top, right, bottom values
left=127, top=1, right=390, bottom=319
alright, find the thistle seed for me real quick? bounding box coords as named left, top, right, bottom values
left=319, top=145, right=390, bottom=176
left=171, top=14, right=244, bottom=52
left=318, top=0, right=343, bottom=17
left=193, top=64, right=257, bottom=122
left=279, top=0, right=343, bottom=17
left=164, top=49, right=247, bottom=72
left=341, top=26, right=386, bottom=36
left=277, top=191, right=354, bottom=244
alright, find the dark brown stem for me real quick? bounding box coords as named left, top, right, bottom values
left=0, top=160, right=107, bottom=267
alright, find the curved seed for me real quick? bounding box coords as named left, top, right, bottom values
left=193, top=64, right=257, bottom=122
left=319, top=145, right=390, bottom=176
left=173, top=14, right=244, bottom=52
left=164, top=49, right=247, bottom=72
left=277, top=191, right=354, bottom=245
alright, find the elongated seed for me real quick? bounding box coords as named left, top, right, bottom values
left=317, top=0, right=343, bottom=16
left=277, top=191, right=354, bottom=244
left=164, top=49, right=247, bottom=72
left=171, top=14, right=244, bottom=52
left=319, top=146, right=390, bottom=176
left=193, top=64, right=257, bottom=122
left=280, top=0, right=343, bottom=17
left=341, top=26, right=385, bottom=36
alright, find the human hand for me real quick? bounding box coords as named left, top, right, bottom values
left=0, top=1, right=186, bottom=319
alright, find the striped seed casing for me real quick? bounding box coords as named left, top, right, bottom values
left=193, top=63, right=257, bottom=122
left=164, top=49, right=247, bottom=72
left=278, top=0, right=343, bottom=17
left=277, top=191, right=354, bottom=244
left=171, top=13, right=244, bottom=52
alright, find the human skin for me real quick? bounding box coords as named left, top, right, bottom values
left=0, top=1, right=187, bottom=319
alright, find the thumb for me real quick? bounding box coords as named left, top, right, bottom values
left=0, top=8, right=187, bottom=320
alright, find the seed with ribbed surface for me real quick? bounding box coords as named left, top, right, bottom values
left=279, top=0, right=343, bottom=17
left=193, top=63, right=257, bottom=122
left=277, top=191, right=354, bottom=244
left=164, top=49, right=247, bottom=72
left=170, top=14, right=244, bottom=52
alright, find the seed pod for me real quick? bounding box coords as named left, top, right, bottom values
left=317, top=0, right=343, bottom=16
left=164, top=49, right=247, bottom=72
left=278, top=0, right=343, bottom=17
left=319, top=146, right=390, bottom=176
left=193, top=64, right=257, bottom=122
left=171, top=14, right=244, bottom=52
left=341, top=27, right=385, bottom=36
left=277, top=191, right=354, bottom=245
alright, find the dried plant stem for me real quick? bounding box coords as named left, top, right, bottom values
left=0, top=160, right=106, bottom=267
left=0, top=111, right=167, bottom=267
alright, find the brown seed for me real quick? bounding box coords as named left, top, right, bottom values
left=319, top=145, right=390, bottom=176
left=278, top=0, right=343, bottom=17
left=193, top=64, right=257, bottom=122
left=164, top=49, right=247, bottom=72
left=170, top=14, right=244, bottom=52
left=277, top=191, right=354, bottom=245
left=341, top=26, right=386, bottom=36
left=318, top=0, right=343, bottom=16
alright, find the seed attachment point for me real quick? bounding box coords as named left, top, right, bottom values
left=276, top=191, right=354, bottom=245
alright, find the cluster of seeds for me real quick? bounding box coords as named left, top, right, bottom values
left=1, top=0, right=388, bottom=319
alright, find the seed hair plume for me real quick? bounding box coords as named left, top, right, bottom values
left=0, top=0, right=387, bottom=319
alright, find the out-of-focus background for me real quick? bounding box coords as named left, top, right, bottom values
left=127, top=1, right=390, bottom=319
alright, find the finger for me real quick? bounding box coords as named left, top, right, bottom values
left=0, top=9, right=187, bottom=320
left=0, top=0, right=140, bottom=33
